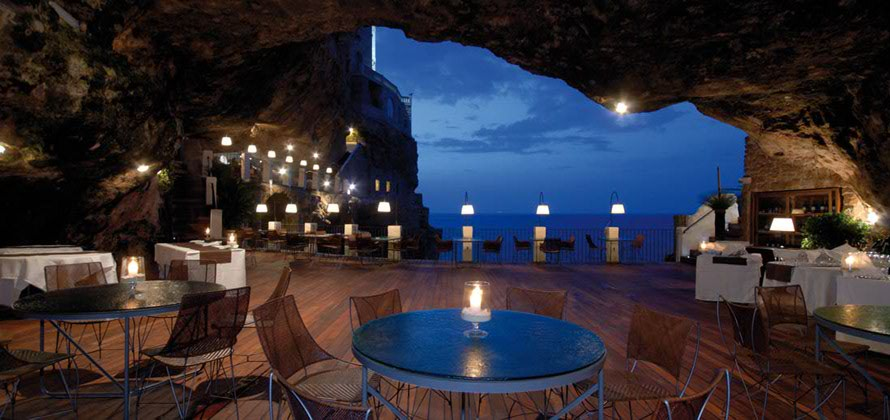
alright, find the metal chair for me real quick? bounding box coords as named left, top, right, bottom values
left=402, top=235, right=421, bottom=260
left=284, top=234, right=310, bottom=261
left=254, top=296, right=379, bottom=420
left=2, top=345, right=78, bottom=418
left=716, top=297, right=845, bottom=419
left=244, top=266, right=293, bottom=328
left=575, top=305, right=701, bottom=418
left=151, top=259, right=219, bottom=334
left=513, top=236, right=531, bottom=262
left=137, top=287, right=250, bottom=419
left=506, top=287, right=567, bottom=320
left=348, top=289, right=402, bottom=331
left=585, top=234, right=600, bottom=262
left=435, top=235, right=454, bottom=265
left=44, top=262, right=113, bottom=358
left=653, top=368, right=730, bottom=420
left=541, top=238, right=563, bottom=264
left=482, top=235, right=503, bottom=263
left=756, top=285, right=869, bottom=399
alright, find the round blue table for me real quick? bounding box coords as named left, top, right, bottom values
left=352, top=309, right=606, bottom=420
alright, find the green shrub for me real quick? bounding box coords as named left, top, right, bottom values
left=212, top=165, right=260, bottom=229
left=800, top=212, right=870, bottom=249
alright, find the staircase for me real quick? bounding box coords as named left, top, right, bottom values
left=169, top=141, right=211, bottom=241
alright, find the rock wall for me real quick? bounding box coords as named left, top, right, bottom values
left=2, top=1, right=889, bottom=252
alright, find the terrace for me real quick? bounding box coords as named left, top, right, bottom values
left=2, top=254, right=888, bottom=419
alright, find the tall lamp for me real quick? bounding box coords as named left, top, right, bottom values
left=533, top=192, right=549, bottom=263
left=608, top=191, right=625, bottom=226
left=606, top=191, right=625, bottom=264
left=256, top=203, right=268, bottom=230
left=461, top=192, right=475, bottom=263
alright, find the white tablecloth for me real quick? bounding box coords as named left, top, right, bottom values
left=836, top=273, right=890, bottom=354
left=0, top=252, right=117, bottom=306
left=0, top=246, right=83, bottom=255
left=695, top=254, right=762, bottom=303
left=154, top=243, right=246, bottom=290
left=762, top=263, right=843, bottom=313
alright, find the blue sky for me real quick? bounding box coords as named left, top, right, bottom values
left=375, top=28, right=747, bottom=215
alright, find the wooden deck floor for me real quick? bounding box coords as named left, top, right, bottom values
left=2, top=253, right=887, bottom=419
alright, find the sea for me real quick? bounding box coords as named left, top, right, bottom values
left=429, top=213, right=674, bottom=230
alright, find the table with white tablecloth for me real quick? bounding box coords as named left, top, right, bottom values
left=0, top=251, right=117, bottom=306
left=0, top=245, right=84, bottom=255
left=154, top=242, right=246, bottom=290
left=762, top=262, right=843, bottom=313
left=695, top=253, right=762, bottom=303
left=836, top=273, right=890, bottom=354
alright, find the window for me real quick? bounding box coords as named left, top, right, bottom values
left=375, top=179, right=380, bottom=192
left=386, top=181, right=391, bottom=192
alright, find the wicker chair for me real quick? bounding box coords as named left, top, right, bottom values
left=482, top=236, right=503, bottom=263
left=435, top=235, right=454, bottom=264
left=254, top=296, right=379, bottom=420
left=2, top=345, right=78, bottom=418
left=653, top=368, right=730, bottom=420
left=574, top=305, right=701, bottom=418
left=506, top=287, right=567, bottom=320
left=513, top=236, right=531, bottom=262
left=137, top=287, right=250, bottom=419
left=351, top=235, right=382, bottom=264
left=44, top=262, right=113, bottom=357
left=244, top=266, right=293, bottom=328
left=716, top=297, right=845, bottom=419
left=756, top=285, right=868, bottom=397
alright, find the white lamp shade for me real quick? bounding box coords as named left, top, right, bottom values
left=536, top=204, right=550, bottom=216
left=378, top=201, right=391, bottom=213
left=285, top=155, right=293, bottom=163
left=221, top=136, right=232, bottom=146
left=299, top=160, right=308, bottom=167
left=256, top=204, right=268, bottom=213
left=285, top=204, right=298, bottom=214
left=327, top=203, right=340, bottom=213
left=312, top=164, right=320, bottom=171
left=461, top=204, right=475, bottom=215
left=610, top=203, right=626, bottom=214
left=247, top=144, right=257, bottom=153
left=267, top=150, right=277, bottom=158
left=326, top=167, right=333, bottom=174
left=769, top=217, right=795, bottom=232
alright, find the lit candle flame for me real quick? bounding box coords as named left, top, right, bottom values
left=205, top=227, right=210, bottom=235
left=699, top=241, right=707, bottom=251
left=469, top=285, right=483, bottom=311
left=845, top=254, right=856, bottom=270
left=127, top=258, right=140, bottom=276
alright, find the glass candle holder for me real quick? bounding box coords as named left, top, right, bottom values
left=228, top=232, right=238, bottom=248
left=461, top=281, right=491, bottom=338
left=120, top=256, right=145, bottom=296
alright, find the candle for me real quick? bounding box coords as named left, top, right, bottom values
left=699, top=241, right=707, bottom=252
left=845, top=254, right=855, bottom=272
left=461, top=285, right=491, bottom=323
left=127, top=258, right=139, bottom=276
left=228, top=233, right=237, bottom=247
left=205, top=227, right=210, bottom=235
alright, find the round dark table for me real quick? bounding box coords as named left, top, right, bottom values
left=14, top=280, right=225, bottom=420
left=352, top=309, right=606, bottom=420
left=814, top=305, right=890, bottom=417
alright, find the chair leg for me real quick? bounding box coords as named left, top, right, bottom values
left=228, top=354, right=240, bottom=419
left=1, top=379, right=20, bottom=419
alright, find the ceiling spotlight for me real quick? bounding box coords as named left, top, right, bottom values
left=615, top=101, right=629, bottom=114
left=221, top=136, right=232, bottom=146
left=286, top=144, right=294, bottom=151
left=348, top=183, right=356, bottom=191
left=312, top=152, right=319, bottom=159
left=136, top=164, right=150, bottom=173
left=278, top=167, right=287, bottom=175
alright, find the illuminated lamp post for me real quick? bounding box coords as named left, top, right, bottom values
left=606, top=191, right=625, bottom=264
left=534, top=192, right=550, bottom=263
left=461, top=192, right=475, bottom=263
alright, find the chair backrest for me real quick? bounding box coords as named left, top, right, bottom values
left=514, top=236, right=530, bottom=249
left=632, top=234, right=645, bottom=249
left=745, top=247, right=777, bottom=263
left=0, top=345, right=29, bottom=373
left=755, top=285, right=808, bottom=330
left=44, top=262, right=107, bottom=291
left=167, top=259, right=217, bottom=283
left=349, top=289, right=402, bottom=331
left=254, top=295, right=337, bottom=380
left=435, top=235, right=453, bottom=252
left=585, top=234, right=597, bottom=249
left=717, top=297, right=769, bottom=356
left=161, top=287, right=250, bottom=359
left=561, top=235, right=575, bottom=249
left=541, top=238, right=562, bottom=252
left=506, top=287, right=567, bottom=320
left=654, top=368, right=730, bottom=420
left=626, top=305, right=699, bottom=392
left=483, top=236, right=503, bottom=251
left=268, top=266, right=293, bottom=303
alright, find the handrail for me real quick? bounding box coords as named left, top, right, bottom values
left=683, top=209, right=715, bottom=234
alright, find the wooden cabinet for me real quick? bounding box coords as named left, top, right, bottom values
left=751, top=188, right=842, bottom=247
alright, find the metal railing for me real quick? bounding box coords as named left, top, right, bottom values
left=434, top=227, right=675, bottom=264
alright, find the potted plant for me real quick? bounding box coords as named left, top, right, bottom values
left=800, top=212, right=870, bottom=249
left=704, top=194, right=737, bottom=240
